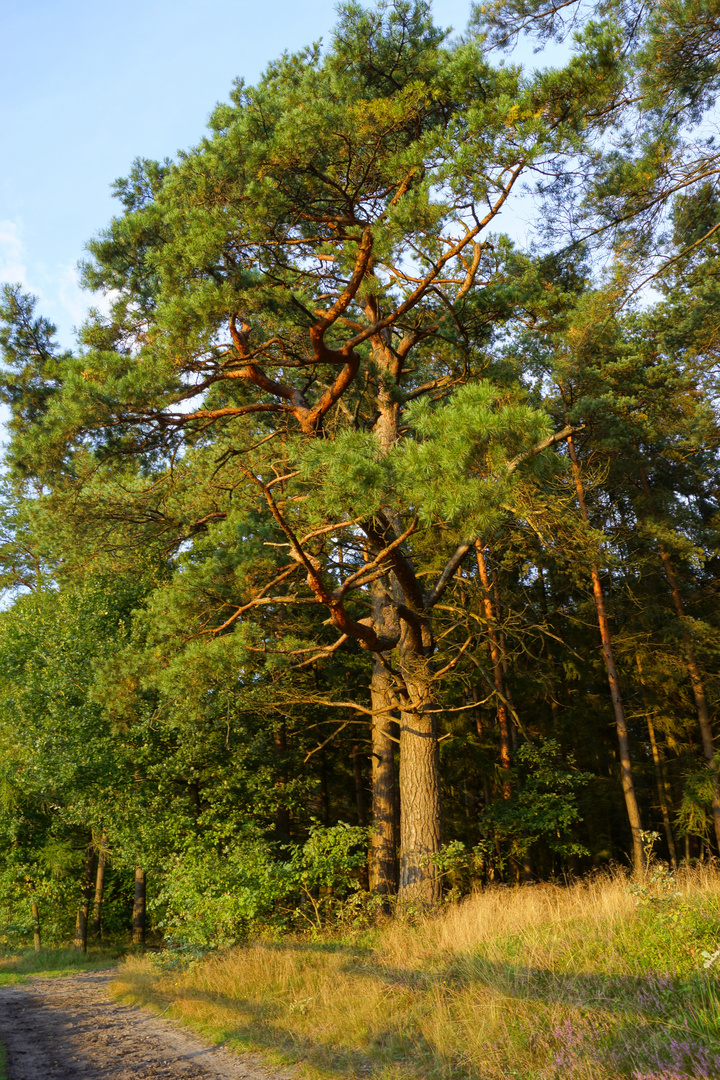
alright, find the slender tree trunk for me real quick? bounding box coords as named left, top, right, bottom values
left=647, top=715, right=678, bottom=869
left=568, top=435, right=645, bottom=875
left=491, top=562, right=519, bottom=751
left=74, top=844, right=96, bottom=953
left=353, top=745, right=366, bottom=826
left=539, top=570, right=562, bottom=733
left=132, top=868, right=146, bottom=946
left=31, top=898, right=41, bottom=953
left=639, top=472, right=720, bottom=850
left=476, top=544, right=512, bottom=792
left=274, top=723, right=291, bottom=841
left=635, top=654, right=677, bottom=868
left=90, top=832, right=107, bottom=941
left=369, top=657, right=398, bottom=896
left=352, top=740, right=369, bottom=890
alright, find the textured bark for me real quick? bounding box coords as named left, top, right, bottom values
left=369, top=657, right=398, bottom=896
left=132, top=868, right=146, bottom=946
left=476, top=544, right=512, bottom=790
left=90, top=834, right=107, bottom=941
left=73, top=846, right=96, bottom=953
left=31, top=899, right=41, bottom=953
left=398, top=642, right=442, bottom=905
left=568, top=436, right=645, bottom=875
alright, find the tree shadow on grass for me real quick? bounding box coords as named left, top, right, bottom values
left=128, top=947, right=720, bottom=1080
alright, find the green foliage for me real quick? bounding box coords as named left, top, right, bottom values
left=153, top=823, right=368, bottom=948
left=481, top=741, right=592, bottom=861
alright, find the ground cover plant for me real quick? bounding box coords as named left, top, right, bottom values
left=112, top=867, right=720, bottom=1080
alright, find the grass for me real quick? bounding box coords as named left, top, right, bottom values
left=111, top=866, right=720, bottom=1080
left=0, top=945, right=121, bottom=985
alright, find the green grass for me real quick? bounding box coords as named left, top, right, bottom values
left=111, top=867, right=720, bottom=1080
left=0, top=946, right=121, bottom=985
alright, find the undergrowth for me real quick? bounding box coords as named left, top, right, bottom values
left=111, top=866, right=720, bottom=1079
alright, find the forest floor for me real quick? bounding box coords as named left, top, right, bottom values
left=0, top=966, right=294, bottom=1080
left=113, top=867, right=720, bottom=1080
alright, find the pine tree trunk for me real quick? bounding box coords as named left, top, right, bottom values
left=31, top=899, right=41, bottom=953
left=648, top=715, right=678, bottom=869
left=476, top=544, right=512, bottom=790
left=353, top=744, right=366, bottom=826
left=568, top=435, right=645, bottom=875
left=635, top=653, right=677, bottom=867
left=397, top=640, right=442, bottom=906
left=90, top=833, right=107, bottom=941
left=369, top=656, right=398, bottom=896
left=132, top=868, right=146, bottom=946
left=74, top=845, right=96, bottom=953
left=274, top=723, right=291, bottom=841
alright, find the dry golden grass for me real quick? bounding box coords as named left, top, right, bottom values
left=112, top=866, right=720, bottom=1080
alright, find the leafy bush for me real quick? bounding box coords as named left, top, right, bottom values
left=152, top=823, right=369, bottom=950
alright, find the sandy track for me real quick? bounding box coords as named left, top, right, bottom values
left=0, top=968, right=293, bottom=1080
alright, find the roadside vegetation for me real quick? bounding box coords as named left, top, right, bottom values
left=0, top=947, right=122, bottom=987
left=113, top=867, right=720, bottom=1080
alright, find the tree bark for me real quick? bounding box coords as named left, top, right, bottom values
left=132, top=868, right=146, bottom=946
left=635, top=653, right=677, bottom=867
left=90, top=833, right=107, bottom=941
left=74, top=844, right=96, bottom=953
left=476, top=544, right=512, bottom=791
left=31, top=899, right=41, bottom=953
left=274, top=723, right=291, bottom=841
left=568, top=435, right=645, bottom=875
left=397, top=636, right=442, bottom=905
left=369, top=656, right=398, bottom=896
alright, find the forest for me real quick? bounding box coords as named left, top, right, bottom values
left=0, top=0, right=719, bottom=955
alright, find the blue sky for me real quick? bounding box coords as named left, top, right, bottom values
left=0, top=0, right=538, bottom=350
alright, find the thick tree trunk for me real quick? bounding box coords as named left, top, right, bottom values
left=90, top=833, right=107, bottom=941
left=568, top=436, right=645, bottom=875
left=132, top=868, right=146, bottom=946
left=369, top=656, right=398, bottom=896
left=476, top=544, right=512, bottom=791
left=397, top=644, right=442, bottom=906
left=367, top=331, right=443, bottom=906
left=31, top=899, right=41, bottom=953
left=74, top=845, right=96, bottom=953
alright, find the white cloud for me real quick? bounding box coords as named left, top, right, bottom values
left=57, top=263, right=92, bottom=332
left=0, top=218, right=29, bottom=288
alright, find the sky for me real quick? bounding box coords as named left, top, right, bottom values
left=1, top=0, right=489, bottom=351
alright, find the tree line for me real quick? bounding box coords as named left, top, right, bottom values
left=1, top=0, right=719, bottom=948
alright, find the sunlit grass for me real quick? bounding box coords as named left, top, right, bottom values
left=0, top=946, right=122, bottom=985
left=111, top=866, right=720, bottom=1079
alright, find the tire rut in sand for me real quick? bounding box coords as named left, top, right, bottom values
left=0, top=968, right=292, bottom=1080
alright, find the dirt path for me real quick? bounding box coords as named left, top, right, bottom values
left=0, top=968, right=294, bottom=1080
